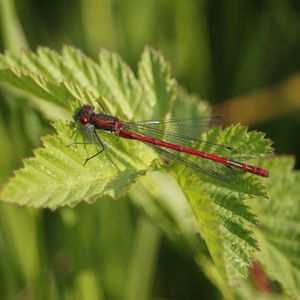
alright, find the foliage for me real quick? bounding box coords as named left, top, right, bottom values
left=0, top=46, right=288, bottom=292
left=1, top=1, right=300, bottom=299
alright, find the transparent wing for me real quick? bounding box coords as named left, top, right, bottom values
left=147, top=143, right=237, bottom=182
left=122, top=116, right=233, bottom=157
left=122, top=116, right=225, bottom=140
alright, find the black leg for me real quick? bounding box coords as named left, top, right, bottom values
left=83, top=128, right=105, bottom=165
left=83, top=148, right=105, bottom=165
left=94, top=128, right=105, bottom=149
left=69, top=124, right=106, bottom=164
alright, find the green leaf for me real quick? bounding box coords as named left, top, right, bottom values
left=138, top=47, right=176, bottom=119
left=129, top=94, right=272, bottom=286
left=0, top=46, right=274, bottom=287
left=97, top=48, right=143, bottom=119
left=0, top=68, right=67, bottom=106
left=1, top=121, right=156, bottom=209
left=161, top=119, right=273, bottom=284
left=0, top=46, right=177, bottom=208
left=249, top=156, right=300, bottom=298
left=129, top=86, right=273, bottom=285
left=173, top=163, right=259, bottom=285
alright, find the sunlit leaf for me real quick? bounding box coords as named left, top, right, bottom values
left=0, top=46, right=275, bottom=287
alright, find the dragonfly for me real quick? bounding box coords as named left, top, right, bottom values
left=72, top=104, right=269, bottom=181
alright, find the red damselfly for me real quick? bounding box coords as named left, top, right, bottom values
left=72, top=104, right=269, bottom=181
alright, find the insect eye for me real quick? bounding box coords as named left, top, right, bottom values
left=79, top=116, right=88, bottom=124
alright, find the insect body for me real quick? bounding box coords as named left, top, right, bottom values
left=74, top=105, right=269, bottom=179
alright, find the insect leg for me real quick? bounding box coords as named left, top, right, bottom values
left=83, top=128, right=105, bottom=165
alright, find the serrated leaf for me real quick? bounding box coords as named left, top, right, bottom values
left=156, top=96, right=271, bottom=284
left=171, top=87, right=211, bottom=119
left=174, top=165, right=260, bottom=285
left=0, top=46, right=181, bottom=209
left=0, top=68, right=69, bottom=107
left=0, top=46, right=274, bottom=288
left=1, top=121, right=157, bottom=209
left=138, top=47, right=176, bottom=119
left=97, top=49, right=143, bottom=119
left=131, top=95, right=271, bottom=286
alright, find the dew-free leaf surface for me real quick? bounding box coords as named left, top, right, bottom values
left=0, top=46, right=277, bottom=287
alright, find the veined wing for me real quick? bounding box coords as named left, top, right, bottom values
left=121, top=116, right=233, bottom=157
left=146, top=143, right=236, bottom=182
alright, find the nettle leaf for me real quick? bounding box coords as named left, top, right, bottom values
left=1, top=121, right=156, bottom=208
left=145, top=93, right=273, bottom=285
left=129, top=88, right=273, bottom=285
left=249, top=156, right=300, bottom=298
left=0, top=46, right=274, bottom=286
left=0, top=46, right=174, bottom=208
left=0, top=68, right=69, bottom=108
left=138, top=48, right=176, bottom=119
left=171, top=126, right=271, bottom=285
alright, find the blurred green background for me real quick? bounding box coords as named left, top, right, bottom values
left=0, top=0, right=300, bottom=299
